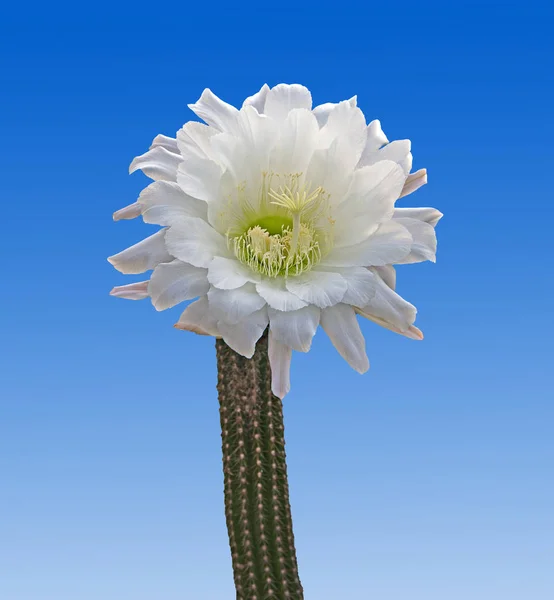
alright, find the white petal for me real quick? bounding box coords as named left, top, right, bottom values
left=113, top=202, right=141, bottom=221
left=285, top=270, right=347, bottom=309
left=399, top=168, right=427, bottom=198
left=320, top=304, right=369, bottom=373
left=176, top=155, right=223, bottom=203
left=312, top=96, right=357, bottom=128
left=359, top=270, right=417, bottom=332
left=138, top=181, right=207, bottom=225
left=364, top=120, right=389, bottom=153
left=322, top=220, right=412, bottom=267
left=312, top=102, right=337, bottom=127
left=393, top=206, right=443, bottom=227
left=235, top=105, right=279, bottom=174
left=332, top=267, right=377, bottom=306
left=208, top=283, right=267, bottom=325
left=256, top=278, right=308, bottom=312
left=380, top=140, right=413, bottom=174
left=318, top=101, right=367, bottom=170
left=372, top=265, right=396, bottom=290
left=268, top=305, right=320, bottom=352
left=129, top=146, right=182, bottom=181
left=174, top=296, right=220, bottom=337
left=110, top=281, right=149, bottom=300
left=209, top=131, right=262, bottom=188
left=217, top=307, right=269, bottom=358
left=394, top=217, right=437, bottom=263
left=269, top=108, right=319, bottom=174
left=208, top=257, right=260, bottom=290
left=268, top=331, right=292, bottom=399
left=305, top=140, right=352, bottom=206
left=177, top=121, right=218, bottom=160
left=148, top=259, right=209, bottom=311
left=242, top=83, right=270, bottom=113
left=332, top=161, right=406, bottom=248
left=264, top=84, right=312, bottom=121
left=188, top=88, right=239, bottom=133
left=150, top=134, right=179, bottom=153
left=356, top=307, right=423, bottom=340
left=108, top=229, right=172, bottom=274
left=164, top=217, right=229, bottom=268
left=359, top=139, right=412, bottom=174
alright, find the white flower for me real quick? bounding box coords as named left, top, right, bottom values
left=109, top=84, right=442, bottom=398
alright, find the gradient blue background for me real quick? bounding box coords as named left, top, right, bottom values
left=1, top=1, right=553, bottom=599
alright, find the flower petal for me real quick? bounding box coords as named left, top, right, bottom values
left=305, top=139, right=353, bottom=206
left=188, top=88, right=239, bottom=133
left=270, top=108, right=319, bottom=174
left=320, top=304, right=369, bottom=373
left=113, top=202, right=141, bottom=221
left=372, top=265, right=396, bottom=290
left=268, top=331, right=292, bottom=399
left=242, top=83, right=270, bottom=114
left=139, top=181, right=207, bottom=225
left=393, top=217, right=437, bottom=263
left=359, top=139, right=412, bottom=175
left=399, top=168, right=427, bottom=198
left=358, top=270, right=418, bottom=332
left=256, top=278, right=308, bottom=312
left=268, top=305, right=320, bottom=352
left=312, top=96, right=357, bottom=128
left=322, top=220, right=412, bottom=267
left=109, top=281, right=150, bottom=300
left=149, top=134, right=179, bottom=154
left=264, top=84, right=312, bottom=121
left=177, top=121, right=218, bottom=160
left=356, top=308, right=423, bottom=340
left=332, top=161, right=406, bottom=248
left=129, top=146, right=182, bottom=182
left=108, top=229, right=172, bottom=274
left=164, top=217, right=229, bottom=268
left=208, top=257, right=260, bottom=290
left=208, top=283, right=267, bottom=325
left=148, top=259, right=209, bottom=311
left=217, top=307, right=269, bottom=358
left=234, top=105, right=279, bottom=177
left=285, top=270, right=347, bottom=309
left=381, top=140, right=413, bottom=174
left=318, top=100, right=367, bottom=170
left=364, top=120, right=389, bottom=153
left=332, top=267, right=377, bottom=306
left=393, top=207, right=443, bottom=227
left=174, top=296, right=220, bottom=337
left=176, top=155, right=223, bottom=203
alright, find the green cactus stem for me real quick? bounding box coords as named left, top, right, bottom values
left=216, top=331, right=304, bottom=600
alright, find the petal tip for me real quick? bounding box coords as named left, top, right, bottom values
left=408, top=326, right=424, bottom=340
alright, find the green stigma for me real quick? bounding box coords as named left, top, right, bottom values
left=249, top=215, right=293, bottom=236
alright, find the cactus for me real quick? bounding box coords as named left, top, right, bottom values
left=216, top=332, right=304, bottom=599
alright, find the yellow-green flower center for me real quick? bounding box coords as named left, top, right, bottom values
left=233, top=222, right=321, bottom=278
left=229, top=173, right=333, bottom=278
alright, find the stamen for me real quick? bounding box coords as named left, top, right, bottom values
left=230, top=173, right=333, bottom=277
left=233, top=223, right=322, bottom=278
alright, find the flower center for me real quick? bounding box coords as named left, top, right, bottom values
left=231, top=176, right=330, bottom=278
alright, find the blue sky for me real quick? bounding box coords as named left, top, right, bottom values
left=1, top=1, right=553, bottom=599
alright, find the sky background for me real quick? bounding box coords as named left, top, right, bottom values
left=1, top=1, right=553, bottom=599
